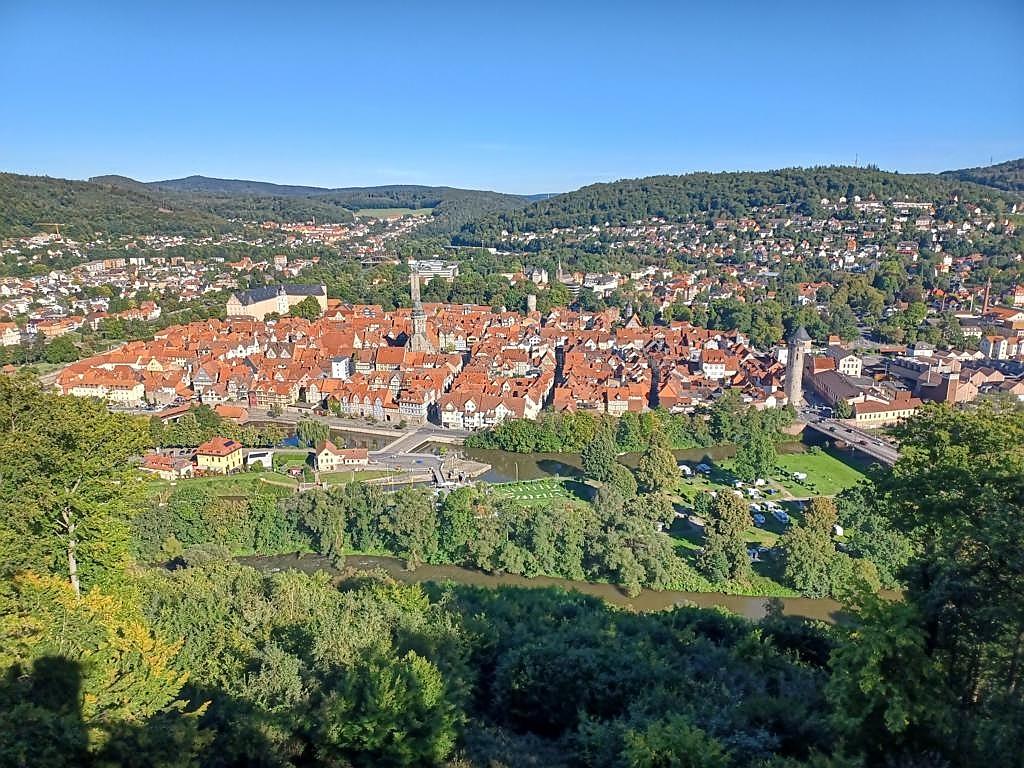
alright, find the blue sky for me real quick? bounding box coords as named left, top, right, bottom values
left=1, top=1, right=1021, bottom=194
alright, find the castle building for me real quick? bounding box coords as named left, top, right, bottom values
left=785, top=326, right=812, bottom=405
left=226, top=284, right=327, bottom=321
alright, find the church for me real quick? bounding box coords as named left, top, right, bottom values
left=406, top=264, right=435, bottom=353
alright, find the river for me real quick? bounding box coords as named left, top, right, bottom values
left=248, top=421, right=393, bottom=451
left=238, top=552, right=849, bottom=623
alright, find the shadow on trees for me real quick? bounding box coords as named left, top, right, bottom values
left=0, top=656, right=274, bottom=768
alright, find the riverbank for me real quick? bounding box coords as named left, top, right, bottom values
left=237, top=552, right=851, bottom=623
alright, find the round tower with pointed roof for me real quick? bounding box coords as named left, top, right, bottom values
left=785, top=326, right=812, bottom=406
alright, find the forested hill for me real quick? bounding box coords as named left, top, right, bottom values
left=454, top=165, right=1017, bottom=244
left=0, top=173, right=236, bottom=238
left=90, top=174, right=533, bottom=236
left=940, top=157, right=1024, bottom=194
left=145, top=176, right=534, bottom=235
left=146, top=175, right=332, bottom=196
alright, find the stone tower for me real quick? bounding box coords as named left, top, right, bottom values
left=785, top=326, right=811, bottom=406
left=407, top=264, right=435, bottom=353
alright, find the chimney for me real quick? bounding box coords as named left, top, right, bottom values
left=983, top=276, right=991, bottom=315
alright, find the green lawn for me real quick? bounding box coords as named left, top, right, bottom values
left=490, top=477, right=592, bottom=507
left=675, top=449, right=867, bottom=502
left=145, top=472, right=298, bottom=498
left=319, top=469, right=390, bottom=485
left=273, top=448, right=312, bottom=471
left=770, top=452, right=867, bottom=496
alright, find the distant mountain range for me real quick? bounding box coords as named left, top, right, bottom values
left=0, top=161, right=1017, bottom=240
left=124, top=174, right=555, bottom=203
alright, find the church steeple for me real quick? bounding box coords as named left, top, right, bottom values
left=407, top=262, right=434, bottom=353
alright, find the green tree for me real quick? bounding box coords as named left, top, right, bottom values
left=0, top=572, right=206, bottom=765
left=779, top=498, right=866, bottom=599
left=0, top=376, right=149, bottom=595
left=696, top=491, right=751, bottom=583
left=780, top=523, right=836, bottom=598
left=436, top=487, right=482, bottom=562
left=732, top=428, right=776, bottom=482
left=582, top=429, right=618, bottom=483
left=830, top=403, right=1024, bottom=765
left=623, top=715, right=729, bottom=768
left=833, top=398, right=853, bottom=419
left=41, top=335, right=80, bottom=364
left=289, top=295, right=323, bottom=320
left=385, top=488, right=439, bottom=568
left=635, top=429, right=677, bottom=494
left=296, top=418, right=329, bottom=448
left=315, top=649, right=458, bottom=767
left=608, top=463, right=639, bottom=499
left=835, top=483, right=915, bottom=588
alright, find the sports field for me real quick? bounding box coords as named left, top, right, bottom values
left=490, top=477, right=591, bottom=507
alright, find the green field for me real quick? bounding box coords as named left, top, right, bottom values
left=770, top=452, right=868, bottom=496
left=354, top=207, right=433, bottom=219
left=676, top=449, right=868, bottom=502
left=319, top=469, right=390, bottom=485
left=490, top=477, right=592, bottom=507
left=145, top=472, right=298, bottom=498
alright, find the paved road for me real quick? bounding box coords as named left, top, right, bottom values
left=798, top=407, right=901, bottom=465
left=242, top=407, right=471, bottom=446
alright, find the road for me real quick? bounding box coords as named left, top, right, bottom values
left=128, top=403, right=473, bottom=475
left=242, top=407, right=471, bottom=446
left=798, top=407, right=901, bottom=466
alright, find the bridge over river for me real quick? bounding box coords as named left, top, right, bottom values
left=800, top=415, right=901, bottom=466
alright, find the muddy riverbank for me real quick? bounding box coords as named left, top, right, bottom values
left=238, top=552, right=850, bottom=623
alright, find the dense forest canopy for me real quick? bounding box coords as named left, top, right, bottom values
left=0, top=173, right=533, bottom=239
left=130, top=176, right=532, bottom=234
left=5, top=162, right=1018, bottom=240
left=0, top=373, right=1022, bottom=766
left=146, top=178, right=533, bottom=236
left=0, top=173, right=236, bottom=238
left=940, top=157, right=1024, bottom=194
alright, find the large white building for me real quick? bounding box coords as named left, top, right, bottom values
left=226, top=284, right=327, bottom=321
left=407, top=259, right=459, bottom=284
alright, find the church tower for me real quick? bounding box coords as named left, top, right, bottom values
left=407, top=264, right=435, bottom=353
left=785, top=326, right=811, bottom=406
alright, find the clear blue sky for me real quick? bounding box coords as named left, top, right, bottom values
left=1, top=1, right=1021, bottom=194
